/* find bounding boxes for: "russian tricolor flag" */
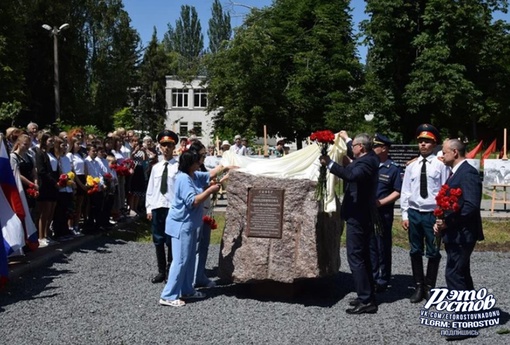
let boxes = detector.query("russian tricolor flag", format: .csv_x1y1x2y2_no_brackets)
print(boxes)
0,137,25,256
0,219,9,288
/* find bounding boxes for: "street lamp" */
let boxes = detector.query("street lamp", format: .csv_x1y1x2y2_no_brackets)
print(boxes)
42,23,70,122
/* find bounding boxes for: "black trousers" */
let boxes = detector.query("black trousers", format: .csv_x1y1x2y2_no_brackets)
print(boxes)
444,242,476,290
53,192,73,237
346,217,375,304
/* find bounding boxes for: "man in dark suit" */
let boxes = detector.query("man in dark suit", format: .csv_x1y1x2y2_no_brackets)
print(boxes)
434,139,484,290
434,139,484,340
320,133,380,314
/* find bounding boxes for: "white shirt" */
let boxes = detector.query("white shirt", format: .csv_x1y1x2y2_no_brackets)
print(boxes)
145,158,179,213
111,150,125,165
48,152,58,172
85,156,104,178
67,152,86,174
58,155,73,193
120,145,131,159
230,144,247,156
400,154,451,220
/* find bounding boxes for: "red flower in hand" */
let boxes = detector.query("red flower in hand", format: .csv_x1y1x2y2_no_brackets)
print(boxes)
203,215,218,230
434,185,463,219
58,174,69,187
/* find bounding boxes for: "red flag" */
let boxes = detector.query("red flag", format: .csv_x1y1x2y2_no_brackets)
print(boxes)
481,139,497,166
466,140,483,159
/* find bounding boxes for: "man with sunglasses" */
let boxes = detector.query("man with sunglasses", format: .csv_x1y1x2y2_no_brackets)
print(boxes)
400,124,450,304
320,133,380,314
146,130,179,283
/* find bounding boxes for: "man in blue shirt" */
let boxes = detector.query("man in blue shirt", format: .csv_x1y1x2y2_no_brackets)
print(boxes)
370,134,402,293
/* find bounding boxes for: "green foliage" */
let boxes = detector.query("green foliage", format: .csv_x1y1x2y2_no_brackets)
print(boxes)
0,101,22,124
163,5,204,78
135,30,171,135
363,0,510,142
113,107,136,129
0,0,140,130
207,0,232,54
206,0,362,144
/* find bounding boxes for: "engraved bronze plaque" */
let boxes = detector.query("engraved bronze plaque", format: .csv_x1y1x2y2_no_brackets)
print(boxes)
246,188,284,238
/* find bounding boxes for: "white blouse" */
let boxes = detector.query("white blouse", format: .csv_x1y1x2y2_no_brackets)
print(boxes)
67,152,86,174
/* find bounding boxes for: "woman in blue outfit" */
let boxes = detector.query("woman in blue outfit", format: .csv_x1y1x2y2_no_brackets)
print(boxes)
159,142,222,307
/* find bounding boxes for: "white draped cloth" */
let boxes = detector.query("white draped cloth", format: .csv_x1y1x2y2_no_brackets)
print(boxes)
220,133,347,212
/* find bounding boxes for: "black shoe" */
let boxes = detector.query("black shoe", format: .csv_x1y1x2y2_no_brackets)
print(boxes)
410,284,425,303
348,298,361,307
346,302,378,314
151,273,166,284
375,284,388,293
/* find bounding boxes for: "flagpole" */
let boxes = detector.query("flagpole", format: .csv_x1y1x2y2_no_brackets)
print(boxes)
503,128,508,160
263,125,269,158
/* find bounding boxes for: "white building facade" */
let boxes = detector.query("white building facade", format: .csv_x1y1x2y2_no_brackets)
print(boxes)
165,76,217,147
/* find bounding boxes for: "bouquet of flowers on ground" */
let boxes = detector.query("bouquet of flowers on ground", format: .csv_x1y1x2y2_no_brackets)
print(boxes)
86,175,102,194
310,130,335,206
433,184,462,247
26,183,39,198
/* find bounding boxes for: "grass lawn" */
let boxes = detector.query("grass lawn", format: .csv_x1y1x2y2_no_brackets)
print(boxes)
113,212,510,252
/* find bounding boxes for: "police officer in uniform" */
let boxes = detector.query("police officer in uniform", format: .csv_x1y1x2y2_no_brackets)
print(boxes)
145,130,179,283
370,134,402,292
401,124,450,303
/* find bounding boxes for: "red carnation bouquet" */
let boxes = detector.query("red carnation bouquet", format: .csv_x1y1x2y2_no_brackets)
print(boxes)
433,184,462,219
26,183,39,198
202,215,218,230
433,184,462,247
310,130,336,207
113,159,135,176
58,173,69,188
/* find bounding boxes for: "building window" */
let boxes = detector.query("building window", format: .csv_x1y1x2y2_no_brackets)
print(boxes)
194,89,208,108
179,122,188,137
192,122,202,136
172,89,189,108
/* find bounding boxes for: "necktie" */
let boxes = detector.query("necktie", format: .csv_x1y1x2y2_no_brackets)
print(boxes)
160,162,168,195
420,158,428,198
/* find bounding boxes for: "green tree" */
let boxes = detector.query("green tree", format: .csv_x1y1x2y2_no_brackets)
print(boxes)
80,0,140,131
136,29,172,135
0,0,27,118
363,0,510,142
3,0,139,130
163,5,204,79
206,0,362,146
208,0,232,54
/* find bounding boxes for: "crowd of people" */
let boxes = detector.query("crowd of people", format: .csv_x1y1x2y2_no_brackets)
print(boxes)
3,122,484,339
3,123,170,248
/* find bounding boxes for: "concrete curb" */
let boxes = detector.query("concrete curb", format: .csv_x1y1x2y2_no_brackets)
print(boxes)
7,216,140,283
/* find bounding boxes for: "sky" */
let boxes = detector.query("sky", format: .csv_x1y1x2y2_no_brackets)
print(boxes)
123,0,510,64
123,0,369,60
